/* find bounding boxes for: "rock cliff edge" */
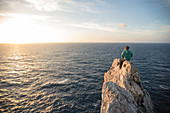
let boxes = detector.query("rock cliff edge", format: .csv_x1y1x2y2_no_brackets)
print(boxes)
101,58,154,113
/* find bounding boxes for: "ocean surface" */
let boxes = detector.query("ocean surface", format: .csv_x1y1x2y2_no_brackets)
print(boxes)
0,43,170,113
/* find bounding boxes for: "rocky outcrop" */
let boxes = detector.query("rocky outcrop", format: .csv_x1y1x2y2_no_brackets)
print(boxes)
101,58,154,113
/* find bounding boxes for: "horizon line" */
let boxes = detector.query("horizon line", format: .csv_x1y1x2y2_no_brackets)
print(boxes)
0,41,170,44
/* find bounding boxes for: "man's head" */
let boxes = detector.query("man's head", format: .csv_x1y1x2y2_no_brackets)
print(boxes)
124,46,129,50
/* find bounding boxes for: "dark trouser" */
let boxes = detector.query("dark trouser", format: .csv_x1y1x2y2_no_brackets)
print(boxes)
119,59,125,69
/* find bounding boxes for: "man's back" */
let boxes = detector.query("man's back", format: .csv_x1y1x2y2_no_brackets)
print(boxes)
121,50,133,61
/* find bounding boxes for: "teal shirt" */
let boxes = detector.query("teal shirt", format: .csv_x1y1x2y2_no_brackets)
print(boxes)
121,50,133,61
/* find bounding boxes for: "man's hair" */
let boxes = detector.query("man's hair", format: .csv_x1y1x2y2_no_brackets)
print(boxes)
125,46,129,50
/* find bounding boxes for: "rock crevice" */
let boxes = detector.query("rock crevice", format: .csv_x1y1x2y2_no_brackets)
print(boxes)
101,58,154,113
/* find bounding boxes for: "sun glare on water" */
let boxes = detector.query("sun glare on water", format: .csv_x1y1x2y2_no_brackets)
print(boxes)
0,17,66,44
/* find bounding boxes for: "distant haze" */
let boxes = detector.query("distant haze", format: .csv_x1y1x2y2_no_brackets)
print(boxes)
0,0,170,43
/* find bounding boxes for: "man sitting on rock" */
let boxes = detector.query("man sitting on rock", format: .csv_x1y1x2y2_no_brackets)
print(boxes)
120,46,133,69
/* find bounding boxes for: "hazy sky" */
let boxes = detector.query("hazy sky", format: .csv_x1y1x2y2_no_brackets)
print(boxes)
0,0,170,43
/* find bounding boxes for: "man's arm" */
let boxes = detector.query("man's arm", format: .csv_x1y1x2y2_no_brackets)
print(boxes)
121,51,124,58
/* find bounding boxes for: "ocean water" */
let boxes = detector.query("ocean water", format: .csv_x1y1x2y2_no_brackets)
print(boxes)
0,43,170,113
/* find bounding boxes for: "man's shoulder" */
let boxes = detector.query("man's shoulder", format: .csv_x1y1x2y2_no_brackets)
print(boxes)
127,50,132,53
122,50,133,54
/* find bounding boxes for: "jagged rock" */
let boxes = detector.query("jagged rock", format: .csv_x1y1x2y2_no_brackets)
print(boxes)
101,58,154,113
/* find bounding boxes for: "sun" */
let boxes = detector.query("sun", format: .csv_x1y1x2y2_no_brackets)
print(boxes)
0,17,66,44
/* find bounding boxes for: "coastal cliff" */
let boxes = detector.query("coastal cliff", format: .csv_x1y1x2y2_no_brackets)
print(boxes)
101,58,154,113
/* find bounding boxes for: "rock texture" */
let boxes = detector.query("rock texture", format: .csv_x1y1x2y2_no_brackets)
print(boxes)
101,58,154,113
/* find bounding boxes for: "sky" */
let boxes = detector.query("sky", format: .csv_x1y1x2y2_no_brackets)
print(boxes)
0,0,170,43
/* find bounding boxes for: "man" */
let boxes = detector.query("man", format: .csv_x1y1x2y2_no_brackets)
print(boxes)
120,46,133,69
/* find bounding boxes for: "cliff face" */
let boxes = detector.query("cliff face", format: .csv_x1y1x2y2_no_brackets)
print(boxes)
101,58,154,113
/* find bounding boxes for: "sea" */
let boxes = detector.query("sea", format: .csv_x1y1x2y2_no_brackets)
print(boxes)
0,43,170,113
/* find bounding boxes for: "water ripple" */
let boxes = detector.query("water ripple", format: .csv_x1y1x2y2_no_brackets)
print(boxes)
0,43,170,113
